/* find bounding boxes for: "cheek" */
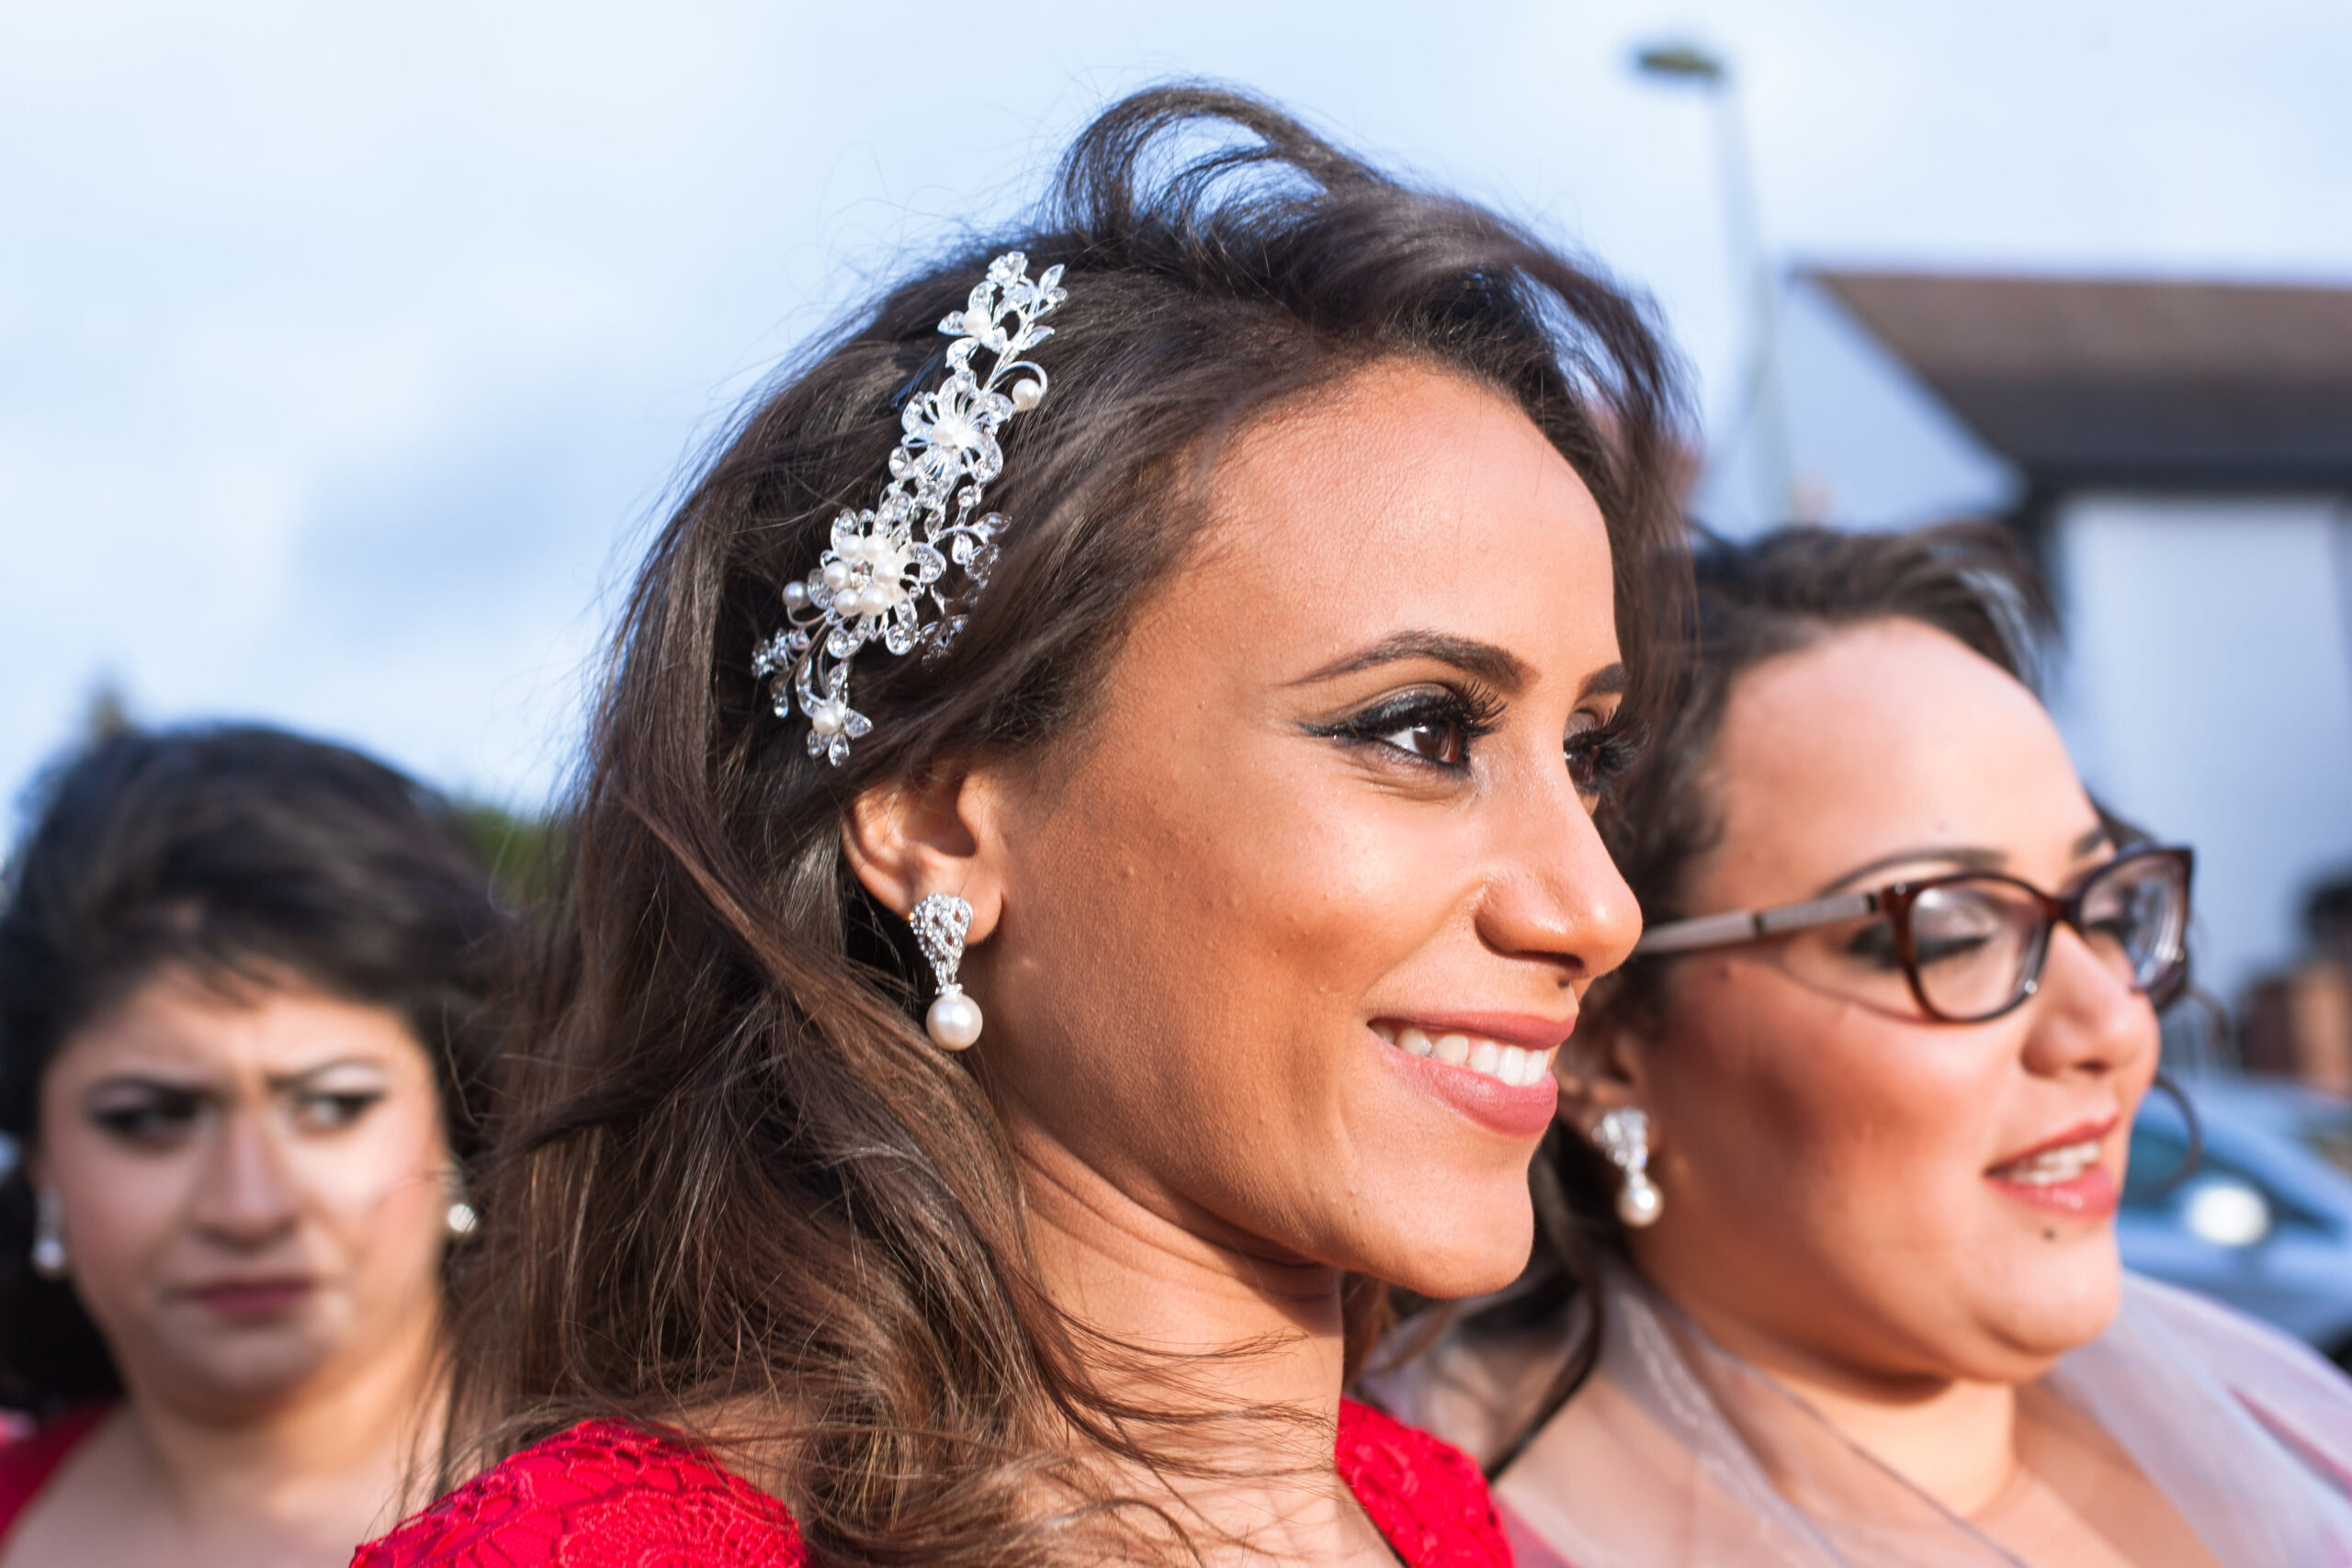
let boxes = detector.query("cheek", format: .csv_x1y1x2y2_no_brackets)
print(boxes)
288,1100,453,1261
41,1130,194,1291
1659,970,2002,1224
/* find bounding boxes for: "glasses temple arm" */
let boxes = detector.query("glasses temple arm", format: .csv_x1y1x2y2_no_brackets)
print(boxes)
1635,890,1883,956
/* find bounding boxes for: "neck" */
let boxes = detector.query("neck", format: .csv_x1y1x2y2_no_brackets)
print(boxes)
1011,1121,1384,1562
1660,1285,2020,1515
120,1301,448,1541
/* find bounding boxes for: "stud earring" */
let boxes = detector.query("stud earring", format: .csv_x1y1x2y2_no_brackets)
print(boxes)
445,1173,480,1241
30,1187,68,1279
1593,1107,1663,1228
911,893,982,1051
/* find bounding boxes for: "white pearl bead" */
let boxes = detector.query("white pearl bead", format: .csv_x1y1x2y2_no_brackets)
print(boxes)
811,704,842,737
821,560,851,592
1010,378,1043,412
1617,1175,1663,1229
926,987,983,1051
783,580,808,611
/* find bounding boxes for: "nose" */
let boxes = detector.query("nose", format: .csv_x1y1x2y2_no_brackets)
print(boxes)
1476,768,1643,984
187,1104,301,1250
2020,921,2159,1079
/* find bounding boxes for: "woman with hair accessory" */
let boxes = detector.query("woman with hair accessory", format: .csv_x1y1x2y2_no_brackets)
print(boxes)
0,724,505,1565
1377,524,2352,1566
356,84,1684,1568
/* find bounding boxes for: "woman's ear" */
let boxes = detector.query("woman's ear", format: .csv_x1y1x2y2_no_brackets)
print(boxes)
1553,1013,1653,1140
841,766,1011,942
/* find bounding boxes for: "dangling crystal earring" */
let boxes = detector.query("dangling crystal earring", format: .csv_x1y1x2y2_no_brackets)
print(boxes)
1593,1108,1663,1228
911,893,982,1051
30,1187,68,1279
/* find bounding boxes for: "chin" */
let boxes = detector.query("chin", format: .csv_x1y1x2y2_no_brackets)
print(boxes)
1361,1195,1535,1301
1976,1247,2127,1371
169,1328,342,1410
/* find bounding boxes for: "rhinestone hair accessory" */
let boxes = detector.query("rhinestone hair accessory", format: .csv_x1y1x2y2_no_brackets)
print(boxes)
752,251,1069,764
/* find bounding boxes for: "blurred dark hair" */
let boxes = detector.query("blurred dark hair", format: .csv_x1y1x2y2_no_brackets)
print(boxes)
1473,520,2065,1475
457,83,1688,1566
0,723,506,1416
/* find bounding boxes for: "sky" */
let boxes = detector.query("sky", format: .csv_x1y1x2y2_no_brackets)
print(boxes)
6,0,2352,824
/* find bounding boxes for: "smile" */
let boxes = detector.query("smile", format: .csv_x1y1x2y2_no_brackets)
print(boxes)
1987,1138,2102,1186
1371,1022,1557,1088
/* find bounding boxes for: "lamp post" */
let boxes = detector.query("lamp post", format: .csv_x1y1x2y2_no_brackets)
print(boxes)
1635,41,1797,527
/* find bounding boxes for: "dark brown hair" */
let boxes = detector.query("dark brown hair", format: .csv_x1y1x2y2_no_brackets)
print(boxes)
0,723,505,1416
456,84,1689,1565
1471,519,2062,1475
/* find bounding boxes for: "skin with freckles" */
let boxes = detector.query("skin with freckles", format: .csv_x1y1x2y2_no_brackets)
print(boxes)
1567,616,2165,1520
7,968,455,1568
844,361,1640,1559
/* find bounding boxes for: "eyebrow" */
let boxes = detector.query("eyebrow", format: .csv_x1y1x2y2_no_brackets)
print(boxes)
84,1058,390,1098
1817,825,2116,896
1287,631,1533,694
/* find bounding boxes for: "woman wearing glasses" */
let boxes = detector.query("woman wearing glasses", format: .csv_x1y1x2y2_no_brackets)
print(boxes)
1379,524,2352,1566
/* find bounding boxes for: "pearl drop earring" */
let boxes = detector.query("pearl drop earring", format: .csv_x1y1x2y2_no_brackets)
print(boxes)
1593,1107,1663,1228
30,1187,68,1279
911,894,981,1051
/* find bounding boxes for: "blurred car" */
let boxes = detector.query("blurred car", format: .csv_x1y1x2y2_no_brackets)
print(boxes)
2120,1073,2352,1365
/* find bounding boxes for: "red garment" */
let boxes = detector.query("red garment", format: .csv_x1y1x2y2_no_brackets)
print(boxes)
356,1397,1510,1567
0,1406,107,1546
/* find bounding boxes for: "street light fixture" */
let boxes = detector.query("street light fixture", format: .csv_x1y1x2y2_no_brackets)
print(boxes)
1634,39,1798,526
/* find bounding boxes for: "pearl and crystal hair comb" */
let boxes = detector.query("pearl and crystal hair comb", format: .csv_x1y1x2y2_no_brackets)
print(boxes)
752,252,1069,765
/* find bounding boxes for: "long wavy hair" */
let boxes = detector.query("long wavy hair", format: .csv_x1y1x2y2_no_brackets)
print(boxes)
453,84,1690,1565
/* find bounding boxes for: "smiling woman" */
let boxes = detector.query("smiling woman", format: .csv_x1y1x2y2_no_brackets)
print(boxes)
356,84,1686,1568
0,724,505,1566
1377,524,2352,1567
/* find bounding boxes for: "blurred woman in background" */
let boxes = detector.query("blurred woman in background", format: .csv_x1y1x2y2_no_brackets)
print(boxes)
356,85,1683,1568
0,725,504,1566
1381,524,2352,1565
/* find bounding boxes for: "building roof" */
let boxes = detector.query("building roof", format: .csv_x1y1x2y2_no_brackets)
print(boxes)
1812,270,2352,491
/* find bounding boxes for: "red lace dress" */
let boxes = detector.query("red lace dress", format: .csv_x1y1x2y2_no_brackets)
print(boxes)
356,1397,1510,1566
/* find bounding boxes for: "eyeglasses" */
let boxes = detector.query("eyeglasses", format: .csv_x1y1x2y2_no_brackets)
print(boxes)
1634,845,2194,1024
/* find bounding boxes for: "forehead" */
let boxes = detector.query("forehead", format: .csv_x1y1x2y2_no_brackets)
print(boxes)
52,970,425,1082
1168,361,1619,679
1702,618,2096,891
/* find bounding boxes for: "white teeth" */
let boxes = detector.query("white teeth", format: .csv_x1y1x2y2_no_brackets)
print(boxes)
1377,1026,1557,1089
1994,1139,2102,1186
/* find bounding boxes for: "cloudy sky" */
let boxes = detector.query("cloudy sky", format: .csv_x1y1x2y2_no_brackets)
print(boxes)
6,0,2349,821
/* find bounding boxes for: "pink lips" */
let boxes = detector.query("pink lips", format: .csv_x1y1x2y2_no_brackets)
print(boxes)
184,1278,313,1321
1984,1117,2121,1222
1370,1012,1570,1140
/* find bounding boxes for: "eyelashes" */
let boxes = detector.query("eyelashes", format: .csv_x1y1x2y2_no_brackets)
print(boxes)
1308,682,1641,795
1304,683,1505,769
1565,715,1643,799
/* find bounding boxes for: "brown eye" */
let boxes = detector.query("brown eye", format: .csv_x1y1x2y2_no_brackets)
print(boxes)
88,1088,203,1148
1374,714,1468,765
1308,685,1502,772
291,1090,384,1134
1564,716,1639,799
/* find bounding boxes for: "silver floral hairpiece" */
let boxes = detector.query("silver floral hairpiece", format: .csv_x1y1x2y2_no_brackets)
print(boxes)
752,251,1069,764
